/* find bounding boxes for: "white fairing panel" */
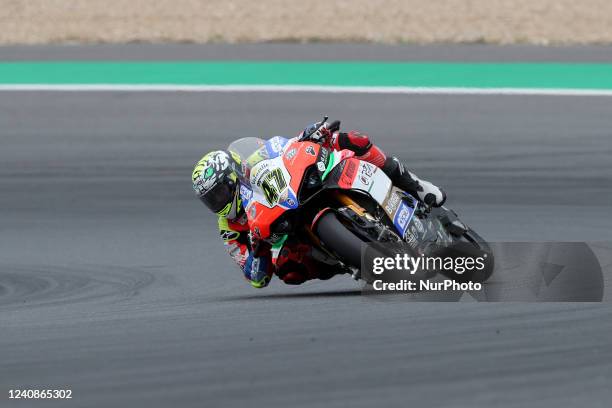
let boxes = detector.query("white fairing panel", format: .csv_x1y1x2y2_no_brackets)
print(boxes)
248,156,293,209
351,161,392,203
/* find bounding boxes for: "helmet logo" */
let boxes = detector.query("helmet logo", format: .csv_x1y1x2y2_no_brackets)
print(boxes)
193,151,232,194
211,153,229,171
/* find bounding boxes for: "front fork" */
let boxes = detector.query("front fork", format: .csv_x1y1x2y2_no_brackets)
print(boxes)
269,192,358,268
271,191,389,277
265,193,365,279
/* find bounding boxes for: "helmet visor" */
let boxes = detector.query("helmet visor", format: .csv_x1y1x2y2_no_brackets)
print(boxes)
199,179,235,214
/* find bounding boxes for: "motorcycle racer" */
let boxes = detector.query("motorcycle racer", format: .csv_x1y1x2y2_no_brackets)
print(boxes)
192,120,446,288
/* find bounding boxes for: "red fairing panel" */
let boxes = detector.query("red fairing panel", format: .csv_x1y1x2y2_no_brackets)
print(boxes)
248,141,320,239
337,157,360,189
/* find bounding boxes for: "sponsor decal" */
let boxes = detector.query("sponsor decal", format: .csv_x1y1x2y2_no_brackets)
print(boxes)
250,161,271,187
220,230,240,242
319,146,329,163
405,232,418,248
339,159,358,188
412,216,425,233
355,162,375,187
360,162,375,178
384,192,401,214
240,184,253,202
267,136,288,154
285,148,297,160
305,145,316,156
271,139,283,153
316,147,329,172
397,206,410,230
393,201,416,239
249,204,257,219
345,160,357,178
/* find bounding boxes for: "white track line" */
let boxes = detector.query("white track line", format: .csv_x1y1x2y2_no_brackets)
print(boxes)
1,84,612,96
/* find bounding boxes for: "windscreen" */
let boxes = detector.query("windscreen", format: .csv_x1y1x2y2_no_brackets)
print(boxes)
227,137,270,182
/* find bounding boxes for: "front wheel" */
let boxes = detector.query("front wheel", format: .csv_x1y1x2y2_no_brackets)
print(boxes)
314,210,406,284
314,211,365,270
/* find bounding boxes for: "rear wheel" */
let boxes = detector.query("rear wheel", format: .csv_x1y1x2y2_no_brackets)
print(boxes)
315,210,495,284
454,229,495,283
434,207,495,283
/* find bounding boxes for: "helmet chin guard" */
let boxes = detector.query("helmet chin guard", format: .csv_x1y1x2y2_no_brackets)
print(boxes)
218,186,241,219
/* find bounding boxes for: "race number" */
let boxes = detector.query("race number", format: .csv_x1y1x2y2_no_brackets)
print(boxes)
261,168,287,206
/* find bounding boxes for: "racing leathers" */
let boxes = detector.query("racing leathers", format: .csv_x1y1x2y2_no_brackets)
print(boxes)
218,130,445,288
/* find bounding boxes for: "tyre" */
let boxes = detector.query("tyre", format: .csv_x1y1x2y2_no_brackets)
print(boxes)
314,211,366,270
457,229,495,283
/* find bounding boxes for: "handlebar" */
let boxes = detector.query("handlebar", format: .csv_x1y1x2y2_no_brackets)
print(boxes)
298,115,330,142
327,120,341,133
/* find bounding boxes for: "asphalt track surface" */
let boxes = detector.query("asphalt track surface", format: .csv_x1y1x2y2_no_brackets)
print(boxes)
1,46,612,407
3,43,612,61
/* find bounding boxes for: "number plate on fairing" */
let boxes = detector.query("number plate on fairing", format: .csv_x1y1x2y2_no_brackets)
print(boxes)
249,156,299,210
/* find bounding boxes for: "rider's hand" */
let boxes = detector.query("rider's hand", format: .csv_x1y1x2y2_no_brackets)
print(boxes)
327,120,341,133
311,120,341,144
312,124,332,143
301,119,340,144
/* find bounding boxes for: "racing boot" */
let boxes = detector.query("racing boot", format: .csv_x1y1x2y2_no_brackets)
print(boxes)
382,156,446,207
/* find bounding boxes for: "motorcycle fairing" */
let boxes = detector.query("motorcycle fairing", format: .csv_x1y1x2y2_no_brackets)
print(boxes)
264,136,290,158
393,193,418,238
327,157,418,239
330,157,391,203
321,149,355,180
246,139,321,239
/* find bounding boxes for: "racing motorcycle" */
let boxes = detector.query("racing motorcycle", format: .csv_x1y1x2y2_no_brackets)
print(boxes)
229,118,494,284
